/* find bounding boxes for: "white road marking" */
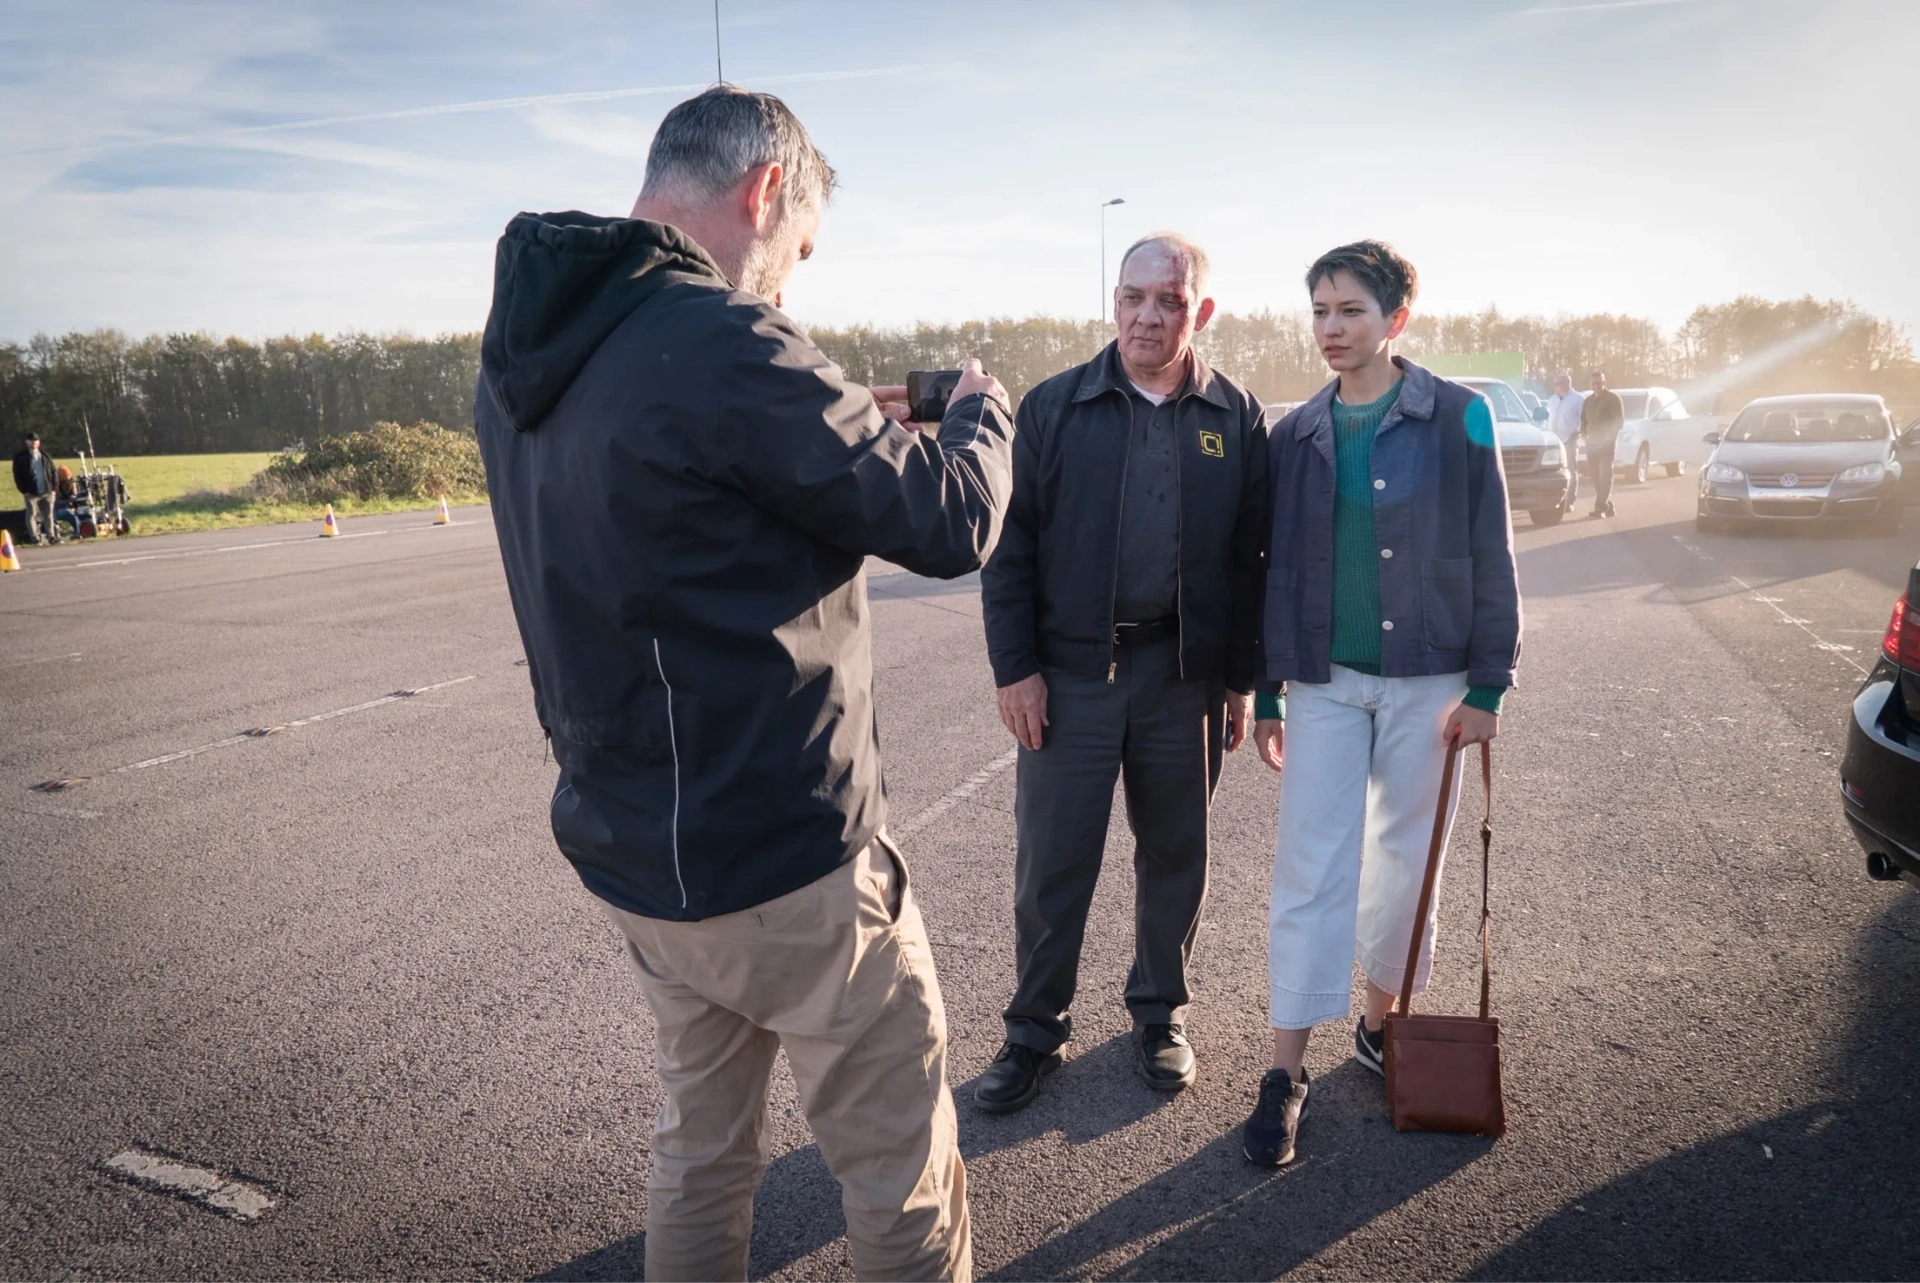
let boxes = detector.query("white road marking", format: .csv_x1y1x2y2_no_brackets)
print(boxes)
1730,575,1870,677
13,519,486,576
110,676,477,774
17,651,84,665
1668,536,1872,678
102,1148,276,1221
893,747,1019,840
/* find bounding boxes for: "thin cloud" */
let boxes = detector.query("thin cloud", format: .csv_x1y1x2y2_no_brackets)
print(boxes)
1512,0,1702,15
2,65,930,162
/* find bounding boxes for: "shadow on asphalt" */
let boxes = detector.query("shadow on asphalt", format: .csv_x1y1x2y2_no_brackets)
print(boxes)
1470,889,1920,1281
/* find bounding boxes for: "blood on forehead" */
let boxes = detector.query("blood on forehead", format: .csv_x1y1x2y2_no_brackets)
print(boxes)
1118,244,1196,300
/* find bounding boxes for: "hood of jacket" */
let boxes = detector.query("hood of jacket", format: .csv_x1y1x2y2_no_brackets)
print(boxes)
479,211,729,432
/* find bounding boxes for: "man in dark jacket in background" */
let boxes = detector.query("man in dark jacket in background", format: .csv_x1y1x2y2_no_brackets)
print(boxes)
476,86,1013,1283
976,234,1268,1112
13,433,60,545
1581,369,1625,518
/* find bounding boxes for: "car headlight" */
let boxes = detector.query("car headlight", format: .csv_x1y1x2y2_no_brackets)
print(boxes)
1703,462,1745,483
1541,443,1563,466
1837,461,1887,483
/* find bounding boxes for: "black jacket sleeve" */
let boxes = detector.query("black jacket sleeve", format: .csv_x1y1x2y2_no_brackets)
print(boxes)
979,390,1045,688
712,306,1015,580
1226,401,1271,693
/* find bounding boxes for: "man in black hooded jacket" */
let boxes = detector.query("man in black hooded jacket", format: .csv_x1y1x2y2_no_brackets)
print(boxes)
475,86,1012,1283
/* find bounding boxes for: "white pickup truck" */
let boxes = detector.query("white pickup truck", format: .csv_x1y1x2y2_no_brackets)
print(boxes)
1598,387,1721,485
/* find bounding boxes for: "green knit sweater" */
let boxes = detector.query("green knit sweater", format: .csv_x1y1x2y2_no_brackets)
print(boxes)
1254,381,1508,721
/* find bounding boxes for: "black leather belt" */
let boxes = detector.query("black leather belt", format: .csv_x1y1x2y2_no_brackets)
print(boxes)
1112,617,1179,648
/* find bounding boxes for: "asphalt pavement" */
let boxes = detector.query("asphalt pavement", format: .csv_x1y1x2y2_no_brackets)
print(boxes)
1,484,1916,1280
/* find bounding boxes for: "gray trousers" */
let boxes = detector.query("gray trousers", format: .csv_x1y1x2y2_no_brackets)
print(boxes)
1004,639,1224,1054
24,493,54,543
1589,441,1617,513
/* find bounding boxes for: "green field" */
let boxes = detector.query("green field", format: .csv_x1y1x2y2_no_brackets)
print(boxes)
55,451,478,537
99,452,278,506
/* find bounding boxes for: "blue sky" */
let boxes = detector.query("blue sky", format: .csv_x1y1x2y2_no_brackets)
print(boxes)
2,0,1915,342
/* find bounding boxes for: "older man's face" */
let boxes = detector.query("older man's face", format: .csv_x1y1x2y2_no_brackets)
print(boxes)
1553,375,1572,396
1114,246,1211,376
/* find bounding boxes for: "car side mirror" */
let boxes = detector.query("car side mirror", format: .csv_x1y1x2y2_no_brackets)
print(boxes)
1532,405,1548,423
1701,430,1723,445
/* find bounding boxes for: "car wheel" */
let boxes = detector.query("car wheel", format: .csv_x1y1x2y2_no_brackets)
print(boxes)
1625,444,1650,485
1666,461,1685,478
1530,507,1565,528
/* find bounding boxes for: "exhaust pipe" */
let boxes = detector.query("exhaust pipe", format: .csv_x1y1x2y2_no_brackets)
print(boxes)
1866,851,1905,882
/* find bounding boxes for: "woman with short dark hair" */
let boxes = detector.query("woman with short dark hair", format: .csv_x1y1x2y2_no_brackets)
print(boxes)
1241,240,1522,1167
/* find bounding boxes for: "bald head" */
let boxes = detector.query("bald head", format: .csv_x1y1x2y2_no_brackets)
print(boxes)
1118,232,1209,299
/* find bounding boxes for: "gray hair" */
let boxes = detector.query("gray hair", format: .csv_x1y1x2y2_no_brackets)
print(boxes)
1118,232,1211,299
640,85,837,212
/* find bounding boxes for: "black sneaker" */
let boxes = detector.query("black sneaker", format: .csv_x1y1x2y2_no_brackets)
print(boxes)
1136,1022,1196,1092
973,1041,1061,1114
1354,1018,1385,1076
1243,1068,1309,1167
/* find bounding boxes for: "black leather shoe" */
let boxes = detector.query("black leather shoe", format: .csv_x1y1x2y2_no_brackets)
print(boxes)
974,1041,1061,1113
1136,1022,1196,1091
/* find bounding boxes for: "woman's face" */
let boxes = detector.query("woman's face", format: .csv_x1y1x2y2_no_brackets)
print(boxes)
1311,270,1407,372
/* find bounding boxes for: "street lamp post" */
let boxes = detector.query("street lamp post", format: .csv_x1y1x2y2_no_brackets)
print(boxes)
1100,197,1125,323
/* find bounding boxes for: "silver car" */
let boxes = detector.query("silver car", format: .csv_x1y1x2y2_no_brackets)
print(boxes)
1696,394,1906,534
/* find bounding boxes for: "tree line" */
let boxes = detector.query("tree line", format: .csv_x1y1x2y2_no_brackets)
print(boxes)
2,295,1912,458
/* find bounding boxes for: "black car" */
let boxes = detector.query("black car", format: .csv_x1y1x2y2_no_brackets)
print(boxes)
1841,557,1920,883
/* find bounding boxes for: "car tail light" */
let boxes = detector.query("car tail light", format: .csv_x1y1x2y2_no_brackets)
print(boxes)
1883,594,1920,669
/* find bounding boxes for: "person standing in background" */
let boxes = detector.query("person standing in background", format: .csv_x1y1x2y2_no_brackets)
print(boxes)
1580,370,1625,518
12,433,60,546
1545,370,1583,511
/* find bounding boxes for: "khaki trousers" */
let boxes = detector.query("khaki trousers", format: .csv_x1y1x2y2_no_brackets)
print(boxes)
602,839,970,1282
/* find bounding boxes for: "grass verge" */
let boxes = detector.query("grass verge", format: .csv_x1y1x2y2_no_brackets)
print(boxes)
101,453,280,506
129,491,487,537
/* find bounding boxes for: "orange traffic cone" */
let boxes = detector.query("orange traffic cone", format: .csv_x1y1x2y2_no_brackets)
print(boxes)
0,529,19,572
320,504,339,538
434,497,452,525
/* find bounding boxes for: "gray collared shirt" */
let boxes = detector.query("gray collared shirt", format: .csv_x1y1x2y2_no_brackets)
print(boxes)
1113,387,1181,623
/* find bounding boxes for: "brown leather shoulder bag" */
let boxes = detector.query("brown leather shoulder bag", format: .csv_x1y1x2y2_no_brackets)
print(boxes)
1382,739,1506,1137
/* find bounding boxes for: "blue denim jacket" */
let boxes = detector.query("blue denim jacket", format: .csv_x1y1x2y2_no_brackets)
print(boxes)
1258,357,1521,689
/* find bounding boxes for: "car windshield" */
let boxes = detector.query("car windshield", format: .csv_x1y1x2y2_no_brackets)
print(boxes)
1468,381,1529,422
1726,403,1891,443
1619,393,1648,419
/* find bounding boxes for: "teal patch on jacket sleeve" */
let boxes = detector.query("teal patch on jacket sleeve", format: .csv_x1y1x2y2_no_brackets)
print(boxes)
1464,397,1496,448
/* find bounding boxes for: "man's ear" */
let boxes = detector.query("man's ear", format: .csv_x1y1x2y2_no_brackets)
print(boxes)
1194,296,1217,333
1384,305,1411,341
742,161,785,233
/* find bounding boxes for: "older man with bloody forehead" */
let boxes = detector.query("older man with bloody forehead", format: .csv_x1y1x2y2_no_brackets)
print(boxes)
977,233,1269,1110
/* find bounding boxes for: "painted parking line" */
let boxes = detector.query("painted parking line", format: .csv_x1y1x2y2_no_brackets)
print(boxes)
103,1148,276,1221
106,676,478,776
10,520,489,577
1668,535,1870,677
893,746,1018,841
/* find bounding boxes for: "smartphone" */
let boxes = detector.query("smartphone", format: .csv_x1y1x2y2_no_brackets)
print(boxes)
906,369,963,424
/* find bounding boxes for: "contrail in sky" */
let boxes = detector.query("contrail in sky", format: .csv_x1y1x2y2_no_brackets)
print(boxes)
6,66,924,162
1513,0,1702,15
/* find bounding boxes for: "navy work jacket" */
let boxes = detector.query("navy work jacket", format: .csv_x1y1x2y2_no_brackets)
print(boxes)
1258,357,1521,690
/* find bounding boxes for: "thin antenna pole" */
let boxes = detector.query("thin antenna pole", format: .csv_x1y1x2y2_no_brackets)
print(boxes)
714,0,723,83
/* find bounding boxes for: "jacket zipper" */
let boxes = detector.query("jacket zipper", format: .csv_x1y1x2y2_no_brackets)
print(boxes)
1171,396,1186,680
1106,395,1136,683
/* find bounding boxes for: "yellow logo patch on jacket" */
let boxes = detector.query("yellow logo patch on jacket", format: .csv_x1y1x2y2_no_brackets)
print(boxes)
1198,430,1224,458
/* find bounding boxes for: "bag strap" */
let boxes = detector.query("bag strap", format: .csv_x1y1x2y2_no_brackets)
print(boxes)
1395,740,1495,1019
